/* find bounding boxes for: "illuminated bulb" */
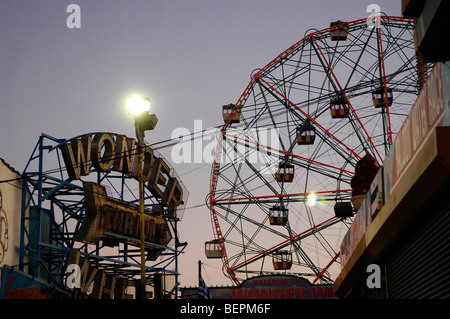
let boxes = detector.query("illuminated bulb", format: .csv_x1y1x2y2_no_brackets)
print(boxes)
126,96,151,116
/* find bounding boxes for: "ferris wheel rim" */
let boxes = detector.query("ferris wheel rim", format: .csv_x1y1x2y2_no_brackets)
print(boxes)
209,15,418,285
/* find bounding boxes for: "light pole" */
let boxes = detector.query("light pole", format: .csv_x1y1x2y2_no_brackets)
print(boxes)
126,95,158,299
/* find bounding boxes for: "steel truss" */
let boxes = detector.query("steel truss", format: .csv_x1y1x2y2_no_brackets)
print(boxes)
19,133,187,298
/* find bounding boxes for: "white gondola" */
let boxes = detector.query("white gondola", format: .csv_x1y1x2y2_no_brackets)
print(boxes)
205,240,222,259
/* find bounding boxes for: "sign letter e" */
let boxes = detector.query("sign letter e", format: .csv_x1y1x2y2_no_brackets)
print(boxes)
66,4,81,29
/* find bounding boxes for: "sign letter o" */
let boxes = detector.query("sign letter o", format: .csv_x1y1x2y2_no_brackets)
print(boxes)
92,133,116,171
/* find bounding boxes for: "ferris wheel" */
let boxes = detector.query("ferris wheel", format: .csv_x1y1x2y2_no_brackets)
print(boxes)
206,16,427,285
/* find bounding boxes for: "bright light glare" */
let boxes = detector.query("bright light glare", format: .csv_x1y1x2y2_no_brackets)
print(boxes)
307,192,317,206
126,96,151,115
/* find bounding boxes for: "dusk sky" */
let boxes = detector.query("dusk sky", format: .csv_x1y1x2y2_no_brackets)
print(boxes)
1,0,402,288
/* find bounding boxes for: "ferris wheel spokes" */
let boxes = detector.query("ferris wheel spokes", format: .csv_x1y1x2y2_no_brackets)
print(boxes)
209,16,418,284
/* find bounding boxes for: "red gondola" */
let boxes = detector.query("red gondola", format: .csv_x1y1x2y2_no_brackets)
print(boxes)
275,163,294,183
222,104,241,123
272,251,293,270
330,97,350,119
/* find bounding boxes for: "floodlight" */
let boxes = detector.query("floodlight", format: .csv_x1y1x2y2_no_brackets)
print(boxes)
126,96,151,116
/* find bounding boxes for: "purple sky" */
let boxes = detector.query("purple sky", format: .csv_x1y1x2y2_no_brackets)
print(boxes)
0,0,402,287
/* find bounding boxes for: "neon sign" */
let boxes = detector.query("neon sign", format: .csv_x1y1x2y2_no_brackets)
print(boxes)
76,182,171,260
59,132,184,217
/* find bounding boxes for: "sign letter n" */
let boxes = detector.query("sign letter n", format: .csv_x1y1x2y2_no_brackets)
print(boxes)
66,4,81,29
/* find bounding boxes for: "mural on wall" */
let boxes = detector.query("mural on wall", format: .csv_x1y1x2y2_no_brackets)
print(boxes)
0,158,28,269
0,190,8,264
